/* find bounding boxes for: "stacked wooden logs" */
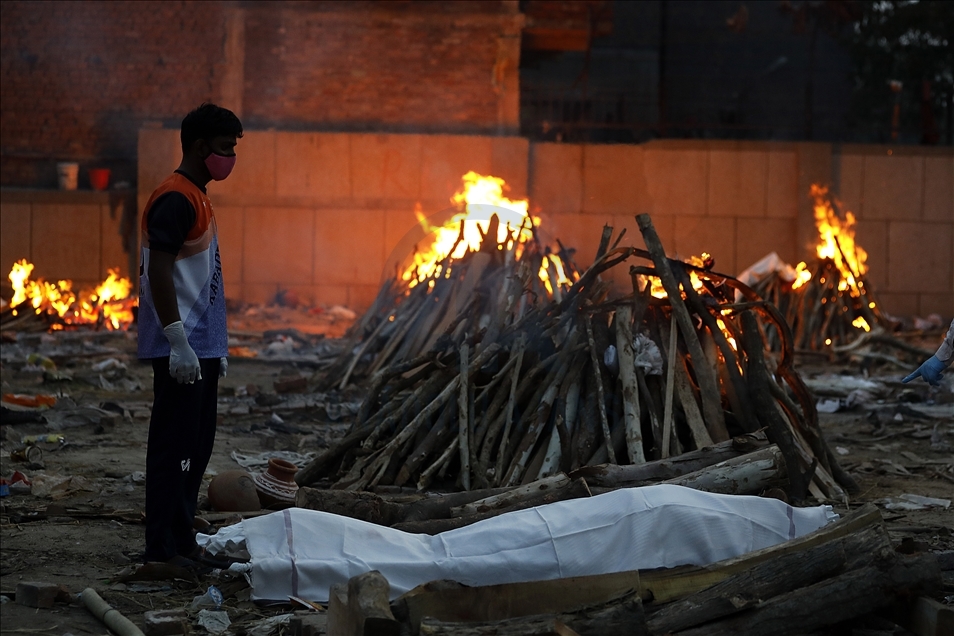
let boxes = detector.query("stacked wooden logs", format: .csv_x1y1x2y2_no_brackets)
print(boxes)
300,214,856,503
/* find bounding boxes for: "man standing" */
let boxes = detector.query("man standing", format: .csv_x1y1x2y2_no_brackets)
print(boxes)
139,103,242,566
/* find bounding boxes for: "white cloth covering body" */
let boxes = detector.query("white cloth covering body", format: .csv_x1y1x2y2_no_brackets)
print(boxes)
200,484,836,602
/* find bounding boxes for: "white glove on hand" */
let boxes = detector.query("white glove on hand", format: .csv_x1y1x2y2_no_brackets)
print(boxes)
219,357,228,378
163,321,202,384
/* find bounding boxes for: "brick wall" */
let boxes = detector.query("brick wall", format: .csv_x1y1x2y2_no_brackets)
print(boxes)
0,1,521,189
0,0,228,188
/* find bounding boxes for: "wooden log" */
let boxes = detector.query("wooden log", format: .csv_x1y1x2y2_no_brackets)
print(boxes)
673,553,941,636
458,344,472,490
327,571,400,636
615,304,646,464
451,474,571,517
646,523,892,634
394,400,457,487
661,313,678,458
635,214,728,442
569,434,769,488
418,595,646,636
394,478,592,535
585,315,617,464
739,310,810,500
656,444,786,495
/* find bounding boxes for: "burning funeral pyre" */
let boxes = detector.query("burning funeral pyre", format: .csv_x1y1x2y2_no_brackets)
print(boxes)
0,259,136,332
752,185,885,351
302,175,856,505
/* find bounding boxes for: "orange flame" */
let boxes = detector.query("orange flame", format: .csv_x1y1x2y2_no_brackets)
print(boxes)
7,259,136,330
403,172,573,296
792,185,869,298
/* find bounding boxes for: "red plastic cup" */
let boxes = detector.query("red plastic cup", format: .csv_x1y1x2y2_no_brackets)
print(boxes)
89,168,111,191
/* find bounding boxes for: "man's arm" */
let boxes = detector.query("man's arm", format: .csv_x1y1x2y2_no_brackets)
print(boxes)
147,250,180,328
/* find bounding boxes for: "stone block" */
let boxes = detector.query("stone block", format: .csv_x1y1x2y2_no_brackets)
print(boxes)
529,143,582,214
420,135,493,202
673,215,737,275
100,203,128,278
708,149,767,218
138,128,181,197
143,608,191,636
918,293,953,319
276,133,351,200
15,581,68,608
834,154,864,219
862,154,923,221
766,149,797,219
491,137,530,200
876,292,919,318
31,204,102,282
854,220,888,291
215,206,245,285
350,133,422,200
735,218,797,275
795,142,833,264
314,209,385,286
923,155,953,222
243,207,314,285
383,207,427,277
887,222,952,293
208,131,276,198
1,202,32,275
582,145,652,215
643,147,707,217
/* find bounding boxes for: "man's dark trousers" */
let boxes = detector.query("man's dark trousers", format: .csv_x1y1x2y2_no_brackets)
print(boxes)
145,357,220,562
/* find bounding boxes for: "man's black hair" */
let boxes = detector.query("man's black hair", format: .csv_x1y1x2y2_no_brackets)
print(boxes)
180,103,243,151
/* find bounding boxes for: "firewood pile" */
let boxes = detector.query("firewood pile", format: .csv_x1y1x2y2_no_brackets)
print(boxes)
317,504,943,636
300,213,857,504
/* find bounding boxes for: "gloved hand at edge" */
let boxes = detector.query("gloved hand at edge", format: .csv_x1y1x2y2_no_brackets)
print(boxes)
219,357,228,378
902,355,947,387
163,321,202,384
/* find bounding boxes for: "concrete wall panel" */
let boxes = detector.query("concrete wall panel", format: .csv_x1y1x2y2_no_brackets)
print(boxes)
834,154,864,218
209,131,276,199
708,149,767,218
350,134,422,201
243,207,314,285
491,137,530,200
887,222,952,293
420,135,493,202
766,149,797,219
854,220,888,291
923,155,953,222
314,209,385,286
215,206,245,288
137,129,181,200
275,133,351,200
919,294,954,317
1,203,31,274
863,154,923,221
582,145,650,215
644,148,707,217
735,218,797,274
31,204,102,283
529,144,582,214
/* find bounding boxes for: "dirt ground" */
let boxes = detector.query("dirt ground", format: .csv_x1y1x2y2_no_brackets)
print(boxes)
1,318,951,635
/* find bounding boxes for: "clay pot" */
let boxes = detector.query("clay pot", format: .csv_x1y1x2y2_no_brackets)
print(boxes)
208,470,261,512
254,458,299,509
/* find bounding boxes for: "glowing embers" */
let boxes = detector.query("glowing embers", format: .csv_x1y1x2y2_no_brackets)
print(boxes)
6,259,136,330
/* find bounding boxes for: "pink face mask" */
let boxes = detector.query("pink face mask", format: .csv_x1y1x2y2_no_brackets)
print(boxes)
204,152,236,181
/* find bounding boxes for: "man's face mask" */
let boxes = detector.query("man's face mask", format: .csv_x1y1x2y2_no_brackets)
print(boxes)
204,150,236,181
